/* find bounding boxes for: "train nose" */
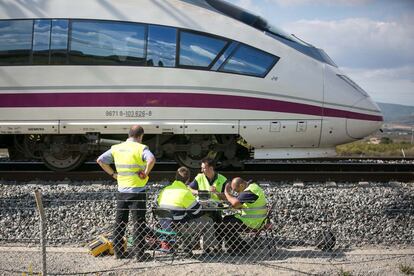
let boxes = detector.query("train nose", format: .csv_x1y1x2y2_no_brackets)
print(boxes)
346,97,383,139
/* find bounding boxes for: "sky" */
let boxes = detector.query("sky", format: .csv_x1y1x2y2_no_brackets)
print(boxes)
227,0,414,106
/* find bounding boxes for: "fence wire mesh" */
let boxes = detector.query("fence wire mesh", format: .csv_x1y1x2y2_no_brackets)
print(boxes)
0,182,413,275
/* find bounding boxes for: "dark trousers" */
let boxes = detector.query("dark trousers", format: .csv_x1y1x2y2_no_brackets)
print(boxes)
113,192,148,256
207,210,224,246
218,215,249,252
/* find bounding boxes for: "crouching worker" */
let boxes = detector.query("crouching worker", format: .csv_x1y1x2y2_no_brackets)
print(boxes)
220,177,268,255
156,166,217,256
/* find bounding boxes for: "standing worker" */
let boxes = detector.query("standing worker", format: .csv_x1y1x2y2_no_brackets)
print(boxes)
97,125,155,261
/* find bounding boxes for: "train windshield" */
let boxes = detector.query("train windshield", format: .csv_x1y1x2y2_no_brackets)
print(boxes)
205,0,337,67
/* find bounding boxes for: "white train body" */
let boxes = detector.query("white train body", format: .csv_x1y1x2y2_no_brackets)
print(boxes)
0,0,382,169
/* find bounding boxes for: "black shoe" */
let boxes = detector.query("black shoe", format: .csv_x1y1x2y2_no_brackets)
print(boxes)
205,247,220,256
227,246,247,256
229,249,243,256
136,253,153,262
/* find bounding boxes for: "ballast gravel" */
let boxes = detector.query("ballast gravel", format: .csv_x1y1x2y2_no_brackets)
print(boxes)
0,180,412,247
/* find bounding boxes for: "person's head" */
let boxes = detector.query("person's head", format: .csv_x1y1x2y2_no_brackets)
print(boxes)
230,177,248,193
200,158,215,177
129,125,144,141
176,166,191,184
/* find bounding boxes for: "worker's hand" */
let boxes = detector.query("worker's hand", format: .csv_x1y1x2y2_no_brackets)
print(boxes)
138,171,147,179
209,186,217,193
224,183,232,195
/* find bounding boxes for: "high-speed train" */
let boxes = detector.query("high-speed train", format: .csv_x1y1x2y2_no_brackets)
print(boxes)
0,0,383,171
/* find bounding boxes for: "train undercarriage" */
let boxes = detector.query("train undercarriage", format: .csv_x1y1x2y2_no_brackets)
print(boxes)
1,134,248,171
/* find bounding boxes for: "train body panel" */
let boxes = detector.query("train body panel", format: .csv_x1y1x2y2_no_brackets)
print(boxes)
0,0,383,169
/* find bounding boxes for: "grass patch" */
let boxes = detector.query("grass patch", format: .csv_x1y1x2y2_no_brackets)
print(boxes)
337,268,353,276
336,141,414,157
399,263,414,275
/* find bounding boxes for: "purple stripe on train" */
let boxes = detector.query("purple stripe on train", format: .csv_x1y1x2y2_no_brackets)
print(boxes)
0,92,383,121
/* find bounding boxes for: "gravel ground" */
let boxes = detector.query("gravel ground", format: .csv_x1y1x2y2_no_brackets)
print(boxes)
0,180,412,246
0,246,413,275
0,180,413,275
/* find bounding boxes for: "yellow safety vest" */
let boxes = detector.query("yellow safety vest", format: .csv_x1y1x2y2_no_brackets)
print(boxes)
195,173,227,201
235,183,267,229
157,180,199,220
111,141,148,189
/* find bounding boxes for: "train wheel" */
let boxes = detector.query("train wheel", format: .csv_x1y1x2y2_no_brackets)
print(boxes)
23,134,43,159
42,150,87,171
41,135,88,171
174,135,222,169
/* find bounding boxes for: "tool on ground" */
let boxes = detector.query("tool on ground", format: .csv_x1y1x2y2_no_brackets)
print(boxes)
88,234,126,257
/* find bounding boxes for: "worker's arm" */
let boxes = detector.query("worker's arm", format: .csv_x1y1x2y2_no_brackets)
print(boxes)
211,181,228,200
224,183,242,209
144,155,155,177
140,147,155,179
97,149,117,180
97,160,117,180
189,187,199,195
188,180,199,195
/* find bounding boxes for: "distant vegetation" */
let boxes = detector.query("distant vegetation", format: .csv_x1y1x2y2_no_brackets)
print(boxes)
337,139,414,157
377,102,414,124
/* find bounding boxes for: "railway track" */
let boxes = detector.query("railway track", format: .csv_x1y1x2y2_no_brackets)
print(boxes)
0,159,413,182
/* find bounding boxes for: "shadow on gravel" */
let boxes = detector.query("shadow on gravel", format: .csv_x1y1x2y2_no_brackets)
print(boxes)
192,248,345,264
0,191,116,208
384,194,414,217
254,263,316,276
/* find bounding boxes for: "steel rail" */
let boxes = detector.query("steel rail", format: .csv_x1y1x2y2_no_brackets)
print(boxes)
0,161,413,182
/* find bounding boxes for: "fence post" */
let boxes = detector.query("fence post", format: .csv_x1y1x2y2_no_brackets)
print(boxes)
34,190,47,276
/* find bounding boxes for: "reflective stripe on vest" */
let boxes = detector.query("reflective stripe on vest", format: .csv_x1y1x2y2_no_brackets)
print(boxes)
117,171,141,176
116,164,146,169
111,141,148,189
195,173,227,202
235,183,268,229
158,204,187,211
157,180,199,220
238,214,267,219
172,214,186,220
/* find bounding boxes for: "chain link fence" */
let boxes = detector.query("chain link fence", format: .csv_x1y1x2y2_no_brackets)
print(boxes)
0,182,413,275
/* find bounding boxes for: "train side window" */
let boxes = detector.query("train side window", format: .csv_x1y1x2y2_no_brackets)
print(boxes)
51,19,69,64
147,25,177,67
33,19,51,65
219,44,279,77
179,31,227,68
211,41,239,71
69,20,146,65
0,20,33,65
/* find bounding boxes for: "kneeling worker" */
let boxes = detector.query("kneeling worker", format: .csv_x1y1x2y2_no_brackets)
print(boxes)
221,177,268,255
156,167,217,255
